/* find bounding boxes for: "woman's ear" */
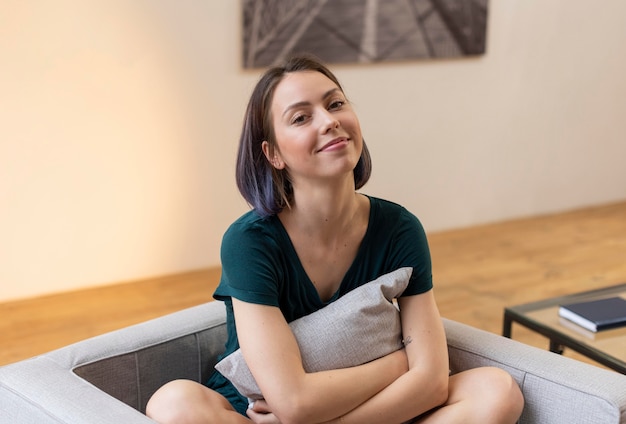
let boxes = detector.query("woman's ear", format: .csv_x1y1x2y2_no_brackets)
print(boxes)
262,141,285,170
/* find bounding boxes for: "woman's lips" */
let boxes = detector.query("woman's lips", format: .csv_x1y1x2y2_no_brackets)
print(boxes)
317,137,349,152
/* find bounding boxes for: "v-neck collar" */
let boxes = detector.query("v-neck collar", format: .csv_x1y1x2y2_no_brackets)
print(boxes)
271,196,374,304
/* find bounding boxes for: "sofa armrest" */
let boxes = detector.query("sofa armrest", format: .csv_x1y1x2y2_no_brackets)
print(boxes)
0,356,154,424
443,318,626,424
0,302,228,424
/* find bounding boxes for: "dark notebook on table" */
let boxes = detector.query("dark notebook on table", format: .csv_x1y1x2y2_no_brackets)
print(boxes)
558,297,626,332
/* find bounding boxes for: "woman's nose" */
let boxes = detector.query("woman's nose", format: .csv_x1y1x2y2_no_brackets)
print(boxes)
319,110,340,133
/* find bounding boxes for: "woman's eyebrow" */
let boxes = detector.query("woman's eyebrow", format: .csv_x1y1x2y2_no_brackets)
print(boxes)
281,88,342,118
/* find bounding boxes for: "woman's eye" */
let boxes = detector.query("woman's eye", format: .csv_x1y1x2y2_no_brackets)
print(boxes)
328,100,345,110
291,114,307,125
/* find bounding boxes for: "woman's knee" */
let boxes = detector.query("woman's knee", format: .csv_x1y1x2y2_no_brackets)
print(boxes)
146,380,241,424
146,380,195,422
473,367,524,421
146,379,231,424
451,367,524,423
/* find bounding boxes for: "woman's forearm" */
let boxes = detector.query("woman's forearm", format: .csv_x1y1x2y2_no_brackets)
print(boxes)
337,366,449,424
271,348,408,424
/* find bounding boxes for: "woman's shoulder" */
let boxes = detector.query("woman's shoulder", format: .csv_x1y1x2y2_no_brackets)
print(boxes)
226,209,278,233
367,195,421,224
222,209,285,249
368,195,403,210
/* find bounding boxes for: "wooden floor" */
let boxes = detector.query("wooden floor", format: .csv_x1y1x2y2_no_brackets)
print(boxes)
2,201,625,368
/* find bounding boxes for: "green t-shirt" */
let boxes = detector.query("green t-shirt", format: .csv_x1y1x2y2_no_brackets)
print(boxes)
207,196,433,413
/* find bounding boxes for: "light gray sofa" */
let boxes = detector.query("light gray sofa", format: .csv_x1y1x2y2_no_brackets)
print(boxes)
1,301,625,423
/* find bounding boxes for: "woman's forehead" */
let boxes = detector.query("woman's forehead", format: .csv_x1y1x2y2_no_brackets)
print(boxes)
272,71,341,108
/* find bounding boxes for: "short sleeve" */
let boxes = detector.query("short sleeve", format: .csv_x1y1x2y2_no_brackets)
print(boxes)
386,207,433,296
214,218,284,307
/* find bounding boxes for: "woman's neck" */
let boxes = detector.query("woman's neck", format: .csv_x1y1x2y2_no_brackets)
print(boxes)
279,177,365,242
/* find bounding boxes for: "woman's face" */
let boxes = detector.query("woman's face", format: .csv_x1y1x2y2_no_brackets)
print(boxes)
264,70,363,187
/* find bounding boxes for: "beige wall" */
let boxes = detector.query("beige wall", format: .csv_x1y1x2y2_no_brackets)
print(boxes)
2,1,625,302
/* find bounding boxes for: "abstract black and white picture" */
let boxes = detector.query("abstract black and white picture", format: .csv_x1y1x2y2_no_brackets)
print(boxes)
242,0,489,68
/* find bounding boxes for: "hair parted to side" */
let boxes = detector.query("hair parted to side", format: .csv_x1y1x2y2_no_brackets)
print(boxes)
235,54,372,217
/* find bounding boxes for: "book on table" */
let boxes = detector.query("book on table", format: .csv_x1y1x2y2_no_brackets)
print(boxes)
558,296,626,332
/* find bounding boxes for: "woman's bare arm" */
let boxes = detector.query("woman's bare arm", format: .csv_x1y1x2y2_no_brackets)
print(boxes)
232,298,408,424
333,290,450,424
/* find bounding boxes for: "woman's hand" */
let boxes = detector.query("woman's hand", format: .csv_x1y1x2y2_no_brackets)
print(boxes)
245,348,407,424
244,350,407,424
247,400,282,424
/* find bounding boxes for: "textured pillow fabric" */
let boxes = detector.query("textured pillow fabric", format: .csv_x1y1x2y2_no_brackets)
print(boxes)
214,267,413,399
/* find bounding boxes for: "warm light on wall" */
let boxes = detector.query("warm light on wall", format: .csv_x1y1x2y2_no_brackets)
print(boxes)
2,1,625,302
0,2,235,301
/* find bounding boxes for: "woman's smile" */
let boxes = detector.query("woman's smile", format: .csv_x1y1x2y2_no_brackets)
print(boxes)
316,137,350,153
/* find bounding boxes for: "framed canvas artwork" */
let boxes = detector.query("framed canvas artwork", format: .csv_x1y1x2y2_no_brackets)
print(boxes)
242,0,489,68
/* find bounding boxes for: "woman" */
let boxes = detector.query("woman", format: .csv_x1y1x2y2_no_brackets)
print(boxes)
147,55,524,424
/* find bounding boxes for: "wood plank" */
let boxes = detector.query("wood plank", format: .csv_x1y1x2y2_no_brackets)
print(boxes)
1,201,625,368
0,269,218,365
429,201,626,368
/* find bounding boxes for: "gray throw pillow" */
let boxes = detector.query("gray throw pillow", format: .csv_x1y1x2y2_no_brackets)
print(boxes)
214,267,413,399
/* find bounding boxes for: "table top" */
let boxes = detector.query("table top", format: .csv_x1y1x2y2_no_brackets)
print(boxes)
505,283,626,370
